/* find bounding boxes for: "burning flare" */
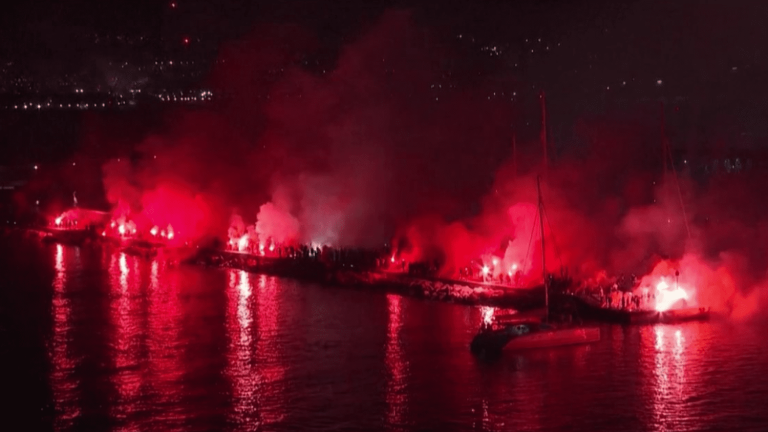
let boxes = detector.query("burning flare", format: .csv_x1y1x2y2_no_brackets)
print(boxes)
655,278,689,312
237,235,249,252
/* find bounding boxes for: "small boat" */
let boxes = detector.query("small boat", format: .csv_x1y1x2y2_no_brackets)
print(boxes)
471,316,600,356
567,293,710,324
41,228,92,245
471,177,600,356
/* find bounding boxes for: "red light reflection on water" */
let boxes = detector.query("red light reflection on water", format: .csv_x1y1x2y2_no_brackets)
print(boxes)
49,244,81,427
385,294,409,428
108,252,143,417
225,271,286,429
147,259,184,427
107,251,183,428
118,253,129,290
644,325,691,429
226,270,257,428
254,274,286,425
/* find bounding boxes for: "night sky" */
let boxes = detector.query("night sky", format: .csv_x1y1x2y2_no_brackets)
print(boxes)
3,0,768,141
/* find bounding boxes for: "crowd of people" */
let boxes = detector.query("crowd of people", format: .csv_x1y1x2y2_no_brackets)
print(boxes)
577,275,658,311
225,241,388,271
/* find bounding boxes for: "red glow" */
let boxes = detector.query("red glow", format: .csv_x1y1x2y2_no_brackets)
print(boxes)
150,226,159,236
481,265,489,276
183,37,190,45
226,270,256,424
391,255,396,263
655,278,689,312
109,252,142,409
237,235,249,252
385,294,407,426
55,216,63,226
50,244,82,425
254,274,286,424
118,224,125,235
480,306,495,326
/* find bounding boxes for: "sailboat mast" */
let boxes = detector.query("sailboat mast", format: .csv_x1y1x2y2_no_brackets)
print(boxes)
512,133,518,181
540,91,548,177
537,176,548,321
660,102,667,180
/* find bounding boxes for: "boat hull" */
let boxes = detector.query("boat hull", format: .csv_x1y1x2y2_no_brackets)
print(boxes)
41,229,93,245
568,295,711,324
505,327,601,351
471,324,600,355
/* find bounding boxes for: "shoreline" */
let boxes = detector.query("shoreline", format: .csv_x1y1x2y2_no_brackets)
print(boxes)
186,248,546,310
10,226,546,310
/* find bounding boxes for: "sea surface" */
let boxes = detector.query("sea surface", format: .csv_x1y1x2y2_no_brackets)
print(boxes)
2,232,768,432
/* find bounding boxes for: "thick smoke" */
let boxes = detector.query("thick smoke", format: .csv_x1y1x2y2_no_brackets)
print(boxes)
100,11,515,247
93,9,768,320
395,110,768,320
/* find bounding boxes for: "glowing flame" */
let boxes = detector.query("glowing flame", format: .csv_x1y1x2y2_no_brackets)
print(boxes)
655,278,689,312
55,216,63,226
259,243,265,255
166,225,174,240
481,265,490,276
391,255,395,263
118,224,126,235
110,221,116,228
237,235,249,252
101,231,106,237
268,243,275,252
150,226,159,236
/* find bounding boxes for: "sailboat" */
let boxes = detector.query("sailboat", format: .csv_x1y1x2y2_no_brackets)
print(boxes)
567,102,711,324
470,177,601,356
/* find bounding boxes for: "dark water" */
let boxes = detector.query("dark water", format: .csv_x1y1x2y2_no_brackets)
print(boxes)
2,235,768,431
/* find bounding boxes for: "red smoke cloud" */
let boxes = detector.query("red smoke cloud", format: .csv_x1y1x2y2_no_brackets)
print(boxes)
395,109,768,320
100,11,516,246
89,10,768,320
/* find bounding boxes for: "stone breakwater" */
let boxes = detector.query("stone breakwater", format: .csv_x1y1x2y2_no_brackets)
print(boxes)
186,249,545,310
12,226,547,310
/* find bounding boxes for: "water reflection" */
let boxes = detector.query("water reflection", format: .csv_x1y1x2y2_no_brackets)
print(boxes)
49,244,81,429
646,325,692,431
108,252,143,424
225,270,286,429
147,258,185,430
23,240,767,431
226,270,257,429
254,274,286,425
385,293,409,430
